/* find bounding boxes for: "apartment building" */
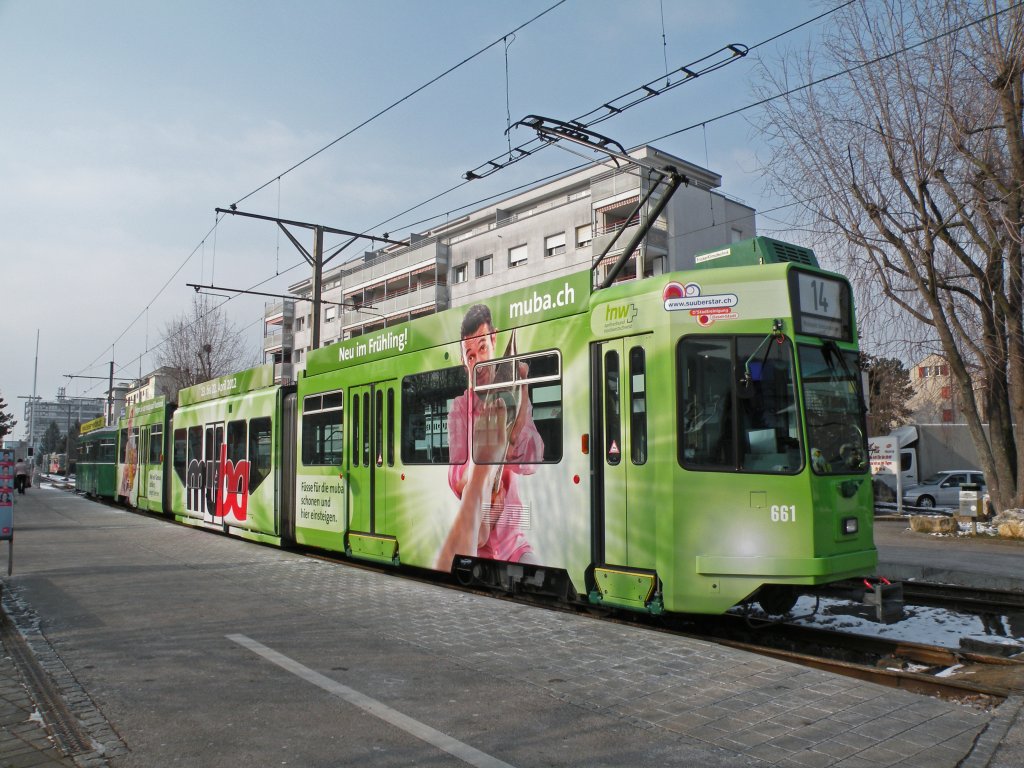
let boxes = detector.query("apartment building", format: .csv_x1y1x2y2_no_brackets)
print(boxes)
264,145,756,375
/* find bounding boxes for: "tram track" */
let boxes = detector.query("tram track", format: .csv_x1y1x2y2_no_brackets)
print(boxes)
686,614,1024,707
900,581,1024,612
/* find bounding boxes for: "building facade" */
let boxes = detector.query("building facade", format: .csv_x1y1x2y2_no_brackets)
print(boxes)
265,145,756,373
23,392,106,451
125,367,181,408
907,353,987,424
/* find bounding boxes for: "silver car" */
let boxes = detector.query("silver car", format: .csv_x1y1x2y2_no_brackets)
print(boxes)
902,470,986,509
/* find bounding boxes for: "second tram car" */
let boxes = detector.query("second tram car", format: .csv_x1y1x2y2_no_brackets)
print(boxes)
116,396,172,513
76,418,117,498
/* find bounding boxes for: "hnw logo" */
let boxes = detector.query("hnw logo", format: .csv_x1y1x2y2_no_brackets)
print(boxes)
605,303,638,324
185,444,250,522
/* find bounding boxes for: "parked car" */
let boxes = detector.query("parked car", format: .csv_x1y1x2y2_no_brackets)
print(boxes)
902,470,986,509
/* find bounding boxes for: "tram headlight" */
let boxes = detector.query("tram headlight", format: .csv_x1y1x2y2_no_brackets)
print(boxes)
842,517,859,535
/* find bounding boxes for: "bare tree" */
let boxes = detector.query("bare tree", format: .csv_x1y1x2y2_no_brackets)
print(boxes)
755,0,1024,512
155,296,257,391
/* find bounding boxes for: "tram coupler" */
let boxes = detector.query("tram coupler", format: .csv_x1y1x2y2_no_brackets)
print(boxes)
861,577,904,623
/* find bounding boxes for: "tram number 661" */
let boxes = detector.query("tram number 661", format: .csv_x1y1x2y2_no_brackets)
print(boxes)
770,505,797,523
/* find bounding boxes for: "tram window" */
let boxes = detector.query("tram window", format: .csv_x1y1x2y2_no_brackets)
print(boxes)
375,390,384,466
386,388,395,466
472,351,562,464
351,393,360,468
679,339,734,468
361,392,371,467
737,337,801,473
301,391,343,466
799,344,866,475
678,336,802,474
401,367,467,464
149,425,163,465
629,347,647,465
101,440,116,462
227,420,246,462
248,417,272,492
604,351,621,466
119,429,127,462
173,429,187,484
187,426,203,468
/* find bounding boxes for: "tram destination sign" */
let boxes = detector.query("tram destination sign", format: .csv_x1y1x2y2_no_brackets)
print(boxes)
789,270,852,342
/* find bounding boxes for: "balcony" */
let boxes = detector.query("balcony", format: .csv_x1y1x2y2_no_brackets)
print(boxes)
263,327,294,354
264,299,295,325
343,283,447,331
273,363,294,384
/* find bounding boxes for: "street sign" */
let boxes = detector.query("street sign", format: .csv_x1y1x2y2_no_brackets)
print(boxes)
868,436,899,476
868,436,903,514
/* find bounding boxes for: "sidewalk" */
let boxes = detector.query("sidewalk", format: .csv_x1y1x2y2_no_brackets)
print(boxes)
0,593,80,767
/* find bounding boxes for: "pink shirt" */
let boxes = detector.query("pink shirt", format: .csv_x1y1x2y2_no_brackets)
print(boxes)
447,389,544,562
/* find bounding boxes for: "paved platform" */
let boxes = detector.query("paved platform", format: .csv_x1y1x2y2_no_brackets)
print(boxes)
0,486,1021,767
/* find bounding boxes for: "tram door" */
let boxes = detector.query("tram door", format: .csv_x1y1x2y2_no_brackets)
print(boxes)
592,336,656,569
202,421,225,523
133,428,147,505
138,427,151,505
347,381,396,535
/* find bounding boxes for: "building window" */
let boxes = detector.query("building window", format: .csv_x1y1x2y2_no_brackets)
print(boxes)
325,306,336,323
476,255,493,278
731,228,743,243
544,233,566,257
452,264,468,284
576,223,592,248
509,244,528,268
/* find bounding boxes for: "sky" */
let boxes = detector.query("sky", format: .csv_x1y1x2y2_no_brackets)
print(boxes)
0,0,832,441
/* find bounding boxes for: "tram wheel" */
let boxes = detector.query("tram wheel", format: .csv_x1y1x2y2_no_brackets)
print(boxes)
756,586,799,616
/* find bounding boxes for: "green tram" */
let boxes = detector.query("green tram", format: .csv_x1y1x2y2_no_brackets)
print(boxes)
116,395,171,513
76,418,118,498
113,237,877,616
168,367,292,545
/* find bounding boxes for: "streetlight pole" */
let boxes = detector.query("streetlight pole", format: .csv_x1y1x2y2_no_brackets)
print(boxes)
63,364,116,425
213,208,407,349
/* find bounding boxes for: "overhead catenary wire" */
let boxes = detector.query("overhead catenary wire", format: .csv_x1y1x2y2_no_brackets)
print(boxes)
72,0,876,385
229,0,568,210
71,2,569,381
378,0,1022,242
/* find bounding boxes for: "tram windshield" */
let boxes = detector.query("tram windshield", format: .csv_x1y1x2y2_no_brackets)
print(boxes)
799,343,868,475
678,335,802,473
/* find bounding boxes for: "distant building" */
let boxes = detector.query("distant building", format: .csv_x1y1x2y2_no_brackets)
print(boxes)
265,145,756,374
22,390,105,451
126,367,181,407
907,353,985,424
